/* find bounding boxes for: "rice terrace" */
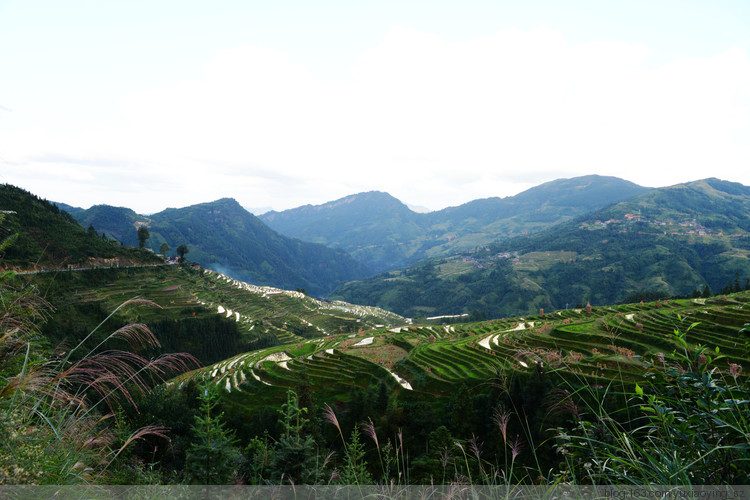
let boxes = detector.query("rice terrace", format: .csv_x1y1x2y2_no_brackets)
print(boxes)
3,175,750,491
15,261,750,487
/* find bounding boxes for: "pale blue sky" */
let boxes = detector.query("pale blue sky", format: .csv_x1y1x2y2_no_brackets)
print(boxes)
1,0,749,213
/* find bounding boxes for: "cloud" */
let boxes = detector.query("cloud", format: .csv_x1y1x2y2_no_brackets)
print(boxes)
3,27,750,212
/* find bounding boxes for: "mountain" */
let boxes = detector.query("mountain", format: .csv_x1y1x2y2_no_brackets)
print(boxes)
70,197,370,297
261,191,424,272
10,216,750,484
53,202,85,217
72,204,149,245
424,175,650,230
261,175,650,272
0,184,159,268
332,178,750,318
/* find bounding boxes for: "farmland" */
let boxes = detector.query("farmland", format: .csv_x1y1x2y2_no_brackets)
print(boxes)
179,286,750,410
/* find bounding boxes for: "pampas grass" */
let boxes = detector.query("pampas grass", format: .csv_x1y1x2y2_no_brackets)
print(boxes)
0,270,198,484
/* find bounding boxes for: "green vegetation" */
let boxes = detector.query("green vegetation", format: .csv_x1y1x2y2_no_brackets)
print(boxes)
333,179,750,318
29,265,404,368
175,244,188,262
0,265,198,484
0,185,159,268
4,179,750,487
185,383,243,484
261,175,648,273
555,332,750,484
137,226,150,249
157,288,750,485
4,243,750,485
70,197,370,296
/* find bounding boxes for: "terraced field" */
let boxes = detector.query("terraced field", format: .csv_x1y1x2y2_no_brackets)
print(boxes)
179,291,750,409
43,265,406,345
44,266,750,411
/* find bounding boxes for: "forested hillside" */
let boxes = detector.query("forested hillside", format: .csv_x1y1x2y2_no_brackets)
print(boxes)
70,204,148,245
0,184,159,268
262,175,649,272
333,179,750,318
152,288,750,485
2,182,750,486
68,198,371,297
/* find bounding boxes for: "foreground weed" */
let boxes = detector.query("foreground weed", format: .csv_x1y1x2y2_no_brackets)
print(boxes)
551,321,750,484
0,270,198,484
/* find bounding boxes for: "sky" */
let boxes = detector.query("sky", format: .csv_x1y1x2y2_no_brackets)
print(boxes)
1,0,749,214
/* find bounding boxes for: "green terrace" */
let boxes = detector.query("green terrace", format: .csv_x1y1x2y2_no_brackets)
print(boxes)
31,265,406,357
32,264,750,415
177,290,750,410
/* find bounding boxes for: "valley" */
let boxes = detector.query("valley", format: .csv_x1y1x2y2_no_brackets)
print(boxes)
1,176,750,487
333,179,750,318
5,0,749,490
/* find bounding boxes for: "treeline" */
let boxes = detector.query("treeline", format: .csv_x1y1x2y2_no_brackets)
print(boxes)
125,365,592,484
149,313,242,366
0,184,159,267
334,220,750,319
332,258,550,319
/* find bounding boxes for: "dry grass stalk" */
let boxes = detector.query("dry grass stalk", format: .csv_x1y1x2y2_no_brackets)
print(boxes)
510,436,524,461
543,388,580,419
492,406,512,445
361,417,379,450
322,403,344,445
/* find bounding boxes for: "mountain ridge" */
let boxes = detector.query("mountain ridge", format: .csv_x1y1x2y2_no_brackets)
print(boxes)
0,184,160,268
331,177,750,318
261,175,650,272
64,197,370,297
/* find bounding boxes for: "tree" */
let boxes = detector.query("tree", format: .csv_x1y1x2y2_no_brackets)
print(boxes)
159,242,170,256
269,390,321,483
137,226,150,249
186,383,243,484
336,428,373,484
176,244,189,262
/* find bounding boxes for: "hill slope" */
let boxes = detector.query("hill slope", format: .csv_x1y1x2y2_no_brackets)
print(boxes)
29,264,405,366
332,178,750,318
261,191,424,272
0,184,159,268
72,204,148,244
261,175,649,272
70,198,370,297
188,289,750,402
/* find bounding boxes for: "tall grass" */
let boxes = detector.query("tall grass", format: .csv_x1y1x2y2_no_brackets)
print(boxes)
310,317,749,487
0,268,199,484
549,320,750,485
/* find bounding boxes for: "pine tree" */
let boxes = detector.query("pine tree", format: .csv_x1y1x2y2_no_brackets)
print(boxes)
270,390,321,484
336,427,373,485
186,382,242,484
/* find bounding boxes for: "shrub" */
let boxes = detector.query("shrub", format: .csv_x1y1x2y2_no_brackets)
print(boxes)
552,322,750,484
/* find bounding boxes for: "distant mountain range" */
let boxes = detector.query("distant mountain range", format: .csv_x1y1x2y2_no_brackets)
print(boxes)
8,175,749,319
261,175,650,272
49,175,650,296
331,178,750,318
63,198,369,297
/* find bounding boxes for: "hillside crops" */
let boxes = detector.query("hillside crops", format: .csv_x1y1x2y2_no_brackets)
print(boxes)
180,292,750,408
29,265,406,368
